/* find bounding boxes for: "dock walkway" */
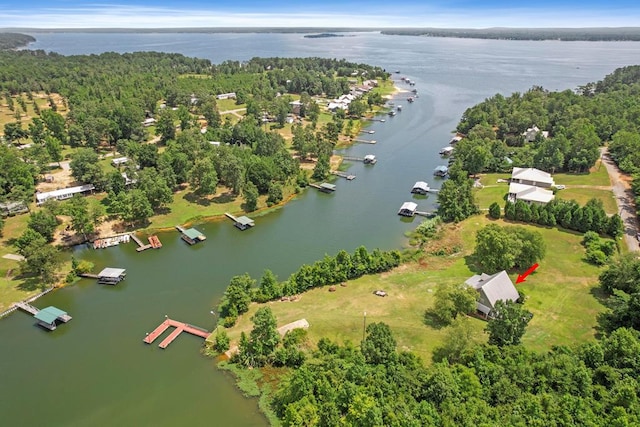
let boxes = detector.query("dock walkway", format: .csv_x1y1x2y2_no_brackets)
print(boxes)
15,301,38,315
330,171,356,180
144,318,210,349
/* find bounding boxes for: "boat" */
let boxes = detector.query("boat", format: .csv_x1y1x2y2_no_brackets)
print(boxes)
388,110,396,116
407,97,414,103
397,105,402,111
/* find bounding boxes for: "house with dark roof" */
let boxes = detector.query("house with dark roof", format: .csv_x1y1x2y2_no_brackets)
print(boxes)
465,270,520,317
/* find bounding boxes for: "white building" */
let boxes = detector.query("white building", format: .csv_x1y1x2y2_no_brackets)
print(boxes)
508,167,556,205
36,184,95,205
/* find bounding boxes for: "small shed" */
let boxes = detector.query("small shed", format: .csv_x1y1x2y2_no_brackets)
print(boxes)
234,216,255,231
398,202,418,217
434,165,449,177
181,228,206,245
111,157,128,166
34,306,72,330
363,154,377,164
411,181,430,195
97,267,127,285
0,201,29,217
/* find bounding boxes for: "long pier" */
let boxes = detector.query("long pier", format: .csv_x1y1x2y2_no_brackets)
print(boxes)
353,139,377,144
143,318,211,349
130,233,152,252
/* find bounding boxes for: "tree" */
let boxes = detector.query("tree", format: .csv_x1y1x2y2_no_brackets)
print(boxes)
67,195,94,241
221,273,255,318
486,300,533,346
189,157,218,195
266,182,283,206
137,167,173,209
122,189,154,225
156,109,176,142
431,282,478,325
245,307,280,366
243,181,259,212
437,178,478,222
70,148,104,185
607,214,624,239
312,154,330,181
27,210,58,242
257,269,280,302
3,122,28,143
432,318,479,363
16,229,60,285
361,322,397,365
474,224,545,272
599,254,640,295
488,202,501,219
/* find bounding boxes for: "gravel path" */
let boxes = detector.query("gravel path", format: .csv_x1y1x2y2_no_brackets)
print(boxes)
600,147,639,252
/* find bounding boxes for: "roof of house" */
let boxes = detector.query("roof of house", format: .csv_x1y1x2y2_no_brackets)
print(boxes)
509,183,555,204
465,271,519,308
400,202,418,211
183,228,203,240
511,167,554,186
98,267,126,278
36,184,96,203
34,306,67,324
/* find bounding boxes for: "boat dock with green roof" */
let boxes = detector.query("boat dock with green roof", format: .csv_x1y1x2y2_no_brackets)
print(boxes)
176,225,206,245
15,302,72,331
225,213,255,231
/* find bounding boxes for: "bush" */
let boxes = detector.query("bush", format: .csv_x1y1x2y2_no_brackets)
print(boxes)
488,202,501,219
213,329,230,353
223,315,238,328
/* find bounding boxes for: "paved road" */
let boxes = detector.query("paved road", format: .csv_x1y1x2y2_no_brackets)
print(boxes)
600,147,640,252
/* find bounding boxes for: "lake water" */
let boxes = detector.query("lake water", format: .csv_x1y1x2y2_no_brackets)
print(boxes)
2,32,640,426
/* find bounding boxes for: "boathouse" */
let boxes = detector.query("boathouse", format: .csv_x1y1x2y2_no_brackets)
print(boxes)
34,306,72,331
398,202,418,217
434,165,449,177
411,181,430,195
97,267,127,285
363,154,377,164
181,228,206,245
234,216,255,230
439,146,454,156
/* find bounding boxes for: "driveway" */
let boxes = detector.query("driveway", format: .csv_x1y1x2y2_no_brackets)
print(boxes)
600,147,640,252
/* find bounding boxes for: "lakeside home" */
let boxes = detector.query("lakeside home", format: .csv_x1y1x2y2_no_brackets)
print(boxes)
35,184,95,205
465,270,520,317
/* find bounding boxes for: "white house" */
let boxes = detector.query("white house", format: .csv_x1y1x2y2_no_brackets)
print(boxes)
522,126,549,142
508,182,555,205
511,167,555,188
216,92,236,100
36,184,95,205
465,270,520,317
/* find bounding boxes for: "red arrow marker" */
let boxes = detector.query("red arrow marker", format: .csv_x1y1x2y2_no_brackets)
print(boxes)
516,263,539,284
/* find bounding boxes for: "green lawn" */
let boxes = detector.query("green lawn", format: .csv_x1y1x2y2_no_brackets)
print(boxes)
222,215,606,362
557,188,618,214
554,160,610,186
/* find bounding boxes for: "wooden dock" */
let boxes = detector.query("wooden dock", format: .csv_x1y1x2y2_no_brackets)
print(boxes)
310,183,336,192
353,139,377,144
330,171,356,180
359,130,375,134
148,235,162,249
416,211,438,218
224,213,255,230
15,301,39,315
144,318,211,349
79,273,100,279
130,233,153,252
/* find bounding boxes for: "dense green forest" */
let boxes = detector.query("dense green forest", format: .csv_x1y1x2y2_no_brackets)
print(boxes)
0,33,35,50
382,27,640,41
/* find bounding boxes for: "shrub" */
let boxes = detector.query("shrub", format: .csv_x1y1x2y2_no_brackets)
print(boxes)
488,202,501,219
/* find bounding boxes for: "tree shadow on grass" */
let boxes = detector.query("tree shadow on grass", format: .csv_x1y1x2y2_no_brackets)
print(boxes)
212,192,237,205
14,275,45,292
183,192,212,207
423,310,449,330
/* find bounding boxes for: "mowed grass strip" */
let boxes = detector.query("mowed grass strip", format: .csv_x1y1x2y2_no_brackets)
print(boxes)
223,214,606,361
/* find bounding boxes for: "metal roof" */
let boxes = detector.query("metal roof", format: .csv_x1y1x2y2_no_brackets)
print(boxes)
34,306,67,324
320,183,336,190
236,216,254,226
36,184,95,203
98,267,126,278
183,228,203,240
400,202,418,211
413,181,429,191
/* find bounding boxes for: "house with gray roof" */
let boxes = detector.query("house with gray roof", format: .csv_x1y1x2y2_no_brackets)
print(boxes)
465,270,520,317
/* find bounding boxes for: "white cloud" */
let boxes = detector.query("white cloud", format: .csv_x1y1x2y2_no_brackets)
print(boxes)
1,4,639,28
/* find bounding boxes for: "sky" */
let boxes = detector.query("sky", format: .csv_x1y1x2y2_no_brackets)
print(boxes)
1,1,640,29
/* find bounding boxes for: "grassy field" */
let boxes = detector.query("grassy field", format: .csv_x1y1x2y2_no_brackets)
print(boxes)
222,215,606,362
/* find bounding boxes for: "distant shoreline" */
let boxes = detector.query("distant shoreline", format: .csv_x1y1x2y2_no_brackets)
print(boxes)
3,27,640,42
